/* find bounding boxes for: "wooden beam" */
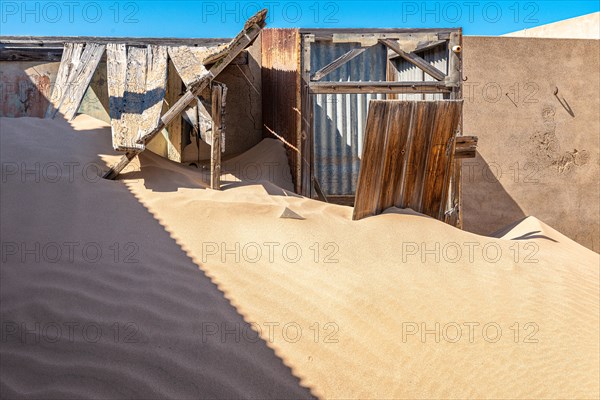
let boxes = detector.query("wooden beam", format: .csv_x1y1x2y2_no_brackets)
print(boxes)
388,39,447,59
210,83,227,190
0,36,230,46
454,135,478,158
0,45,249,64
45,43,83,118
379,39,446,81
47,42,105,120
309,81,450,94
311,47,367,81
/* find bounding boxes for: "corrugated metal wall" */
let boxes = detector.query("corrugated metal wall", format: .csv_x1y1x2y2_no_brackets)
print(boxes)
312,42,387,196
391,45,449,101
311,41,449,196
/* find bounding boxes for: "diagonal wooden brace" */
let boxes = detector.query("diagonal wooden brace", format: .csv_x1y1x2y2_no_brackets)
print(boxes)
102,9,267,180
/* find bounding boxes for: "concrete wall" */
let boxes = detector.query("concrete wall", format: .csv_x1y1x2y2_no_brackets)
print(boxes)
0,39,262,160
462,36,599,251
504,12,600,40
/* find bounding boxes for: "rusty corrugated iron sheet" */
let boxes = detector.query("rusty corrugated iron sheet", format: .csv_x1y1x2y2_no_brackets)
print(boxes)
311,41,387,196
261,28,301,191
353,100,463,221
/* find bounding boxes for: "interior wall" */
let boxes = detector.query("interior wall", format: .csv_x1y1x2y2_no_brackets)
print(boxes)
0,40,263,161
462,36,600,251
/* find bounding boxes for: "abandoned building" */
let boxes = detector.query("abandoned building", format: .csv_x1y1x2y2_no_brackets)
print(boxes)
1,10,597,250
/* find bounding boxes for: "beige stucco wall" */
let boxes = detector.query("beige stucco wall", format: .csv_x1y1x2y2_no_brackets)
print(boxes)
504,12,600,39
462,36,600,251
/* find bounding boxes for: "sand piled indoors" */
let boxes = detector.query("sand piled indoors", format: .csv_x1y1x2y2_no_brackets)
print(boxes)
1,115,598,399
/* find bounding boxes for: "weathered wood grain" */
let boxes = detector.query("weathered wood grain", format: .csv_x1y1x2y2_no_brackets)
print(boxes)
103,9,267,179
311,47,368,81
107,44,168,151
210,83,227,190
352,100,462,221
45,42,83,118
309,81,450,94
167,46,213,87
50,43,105,120
455,135,478,158
379,39,446,81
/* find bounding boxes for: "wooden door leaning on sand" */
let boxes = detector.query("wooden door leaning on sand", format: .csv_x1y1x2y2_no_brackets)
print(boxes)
353,99,463,221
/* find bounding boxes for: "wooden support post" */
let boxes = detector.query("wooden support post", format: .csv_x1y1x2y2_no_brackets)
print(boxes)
210,83,227,190
300,34,314,197
166,59,183,162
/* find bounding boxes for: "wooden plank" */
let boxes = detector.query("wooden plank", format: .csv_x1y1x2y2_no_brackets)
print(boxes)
388,40,448,59
421,101,462,219
166,59,184,162
167,46,213,87
107,44,168,151
1,36,230,46
211,84,225,190
379,39,446,81
300,33,314,197
49,43,105,120
309,81,450,94
455,135,478,158
311,47,367,81
0,47,63,61
312,176,328,202
103,9,267,180
352,100,462,221
45,42,83,118
446,31,462,88
352,101,389,220
0,45,249,64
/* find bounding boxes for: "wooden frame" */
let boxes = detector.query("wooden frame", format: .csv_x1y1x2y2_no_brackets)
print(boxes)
295,27,466,226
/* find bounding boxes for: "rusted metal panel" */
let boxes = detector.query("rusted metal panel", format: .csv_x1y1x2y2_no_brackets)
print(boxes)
311,40,387,196
261,28,301,191
353,100,463,221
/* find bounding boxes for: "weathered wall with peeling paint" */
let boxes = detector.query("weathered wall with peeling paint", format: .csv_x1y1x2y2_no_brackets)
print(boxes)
462,36,599,252
0,38,262,160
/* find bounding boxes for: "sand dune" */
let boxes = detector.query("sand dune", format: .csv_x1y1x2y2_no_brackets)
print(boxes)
1,115,598,399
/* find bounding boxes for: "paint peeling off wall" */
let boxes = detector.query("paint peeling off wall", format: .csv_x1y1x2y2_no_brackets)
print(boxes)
0,62,57,117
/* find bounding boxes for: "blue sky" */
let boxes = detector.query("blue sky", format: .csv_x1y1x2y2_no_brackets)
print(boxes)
1,1,598,37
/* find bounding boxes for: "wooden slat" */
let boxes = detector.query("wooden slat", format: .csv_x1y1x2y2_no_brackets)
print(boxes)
210,83,227,190
352,100,462,221
309,81,450,94
103,9,267,180
1,36,230,46
167,46,213,87
47,43,105,120
0,45,249,64
0,47,63,61
107,44,168,151
311,47,367,81
455,135,478,158
45,42,83,118
165,59,184,162
379,39,446,81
